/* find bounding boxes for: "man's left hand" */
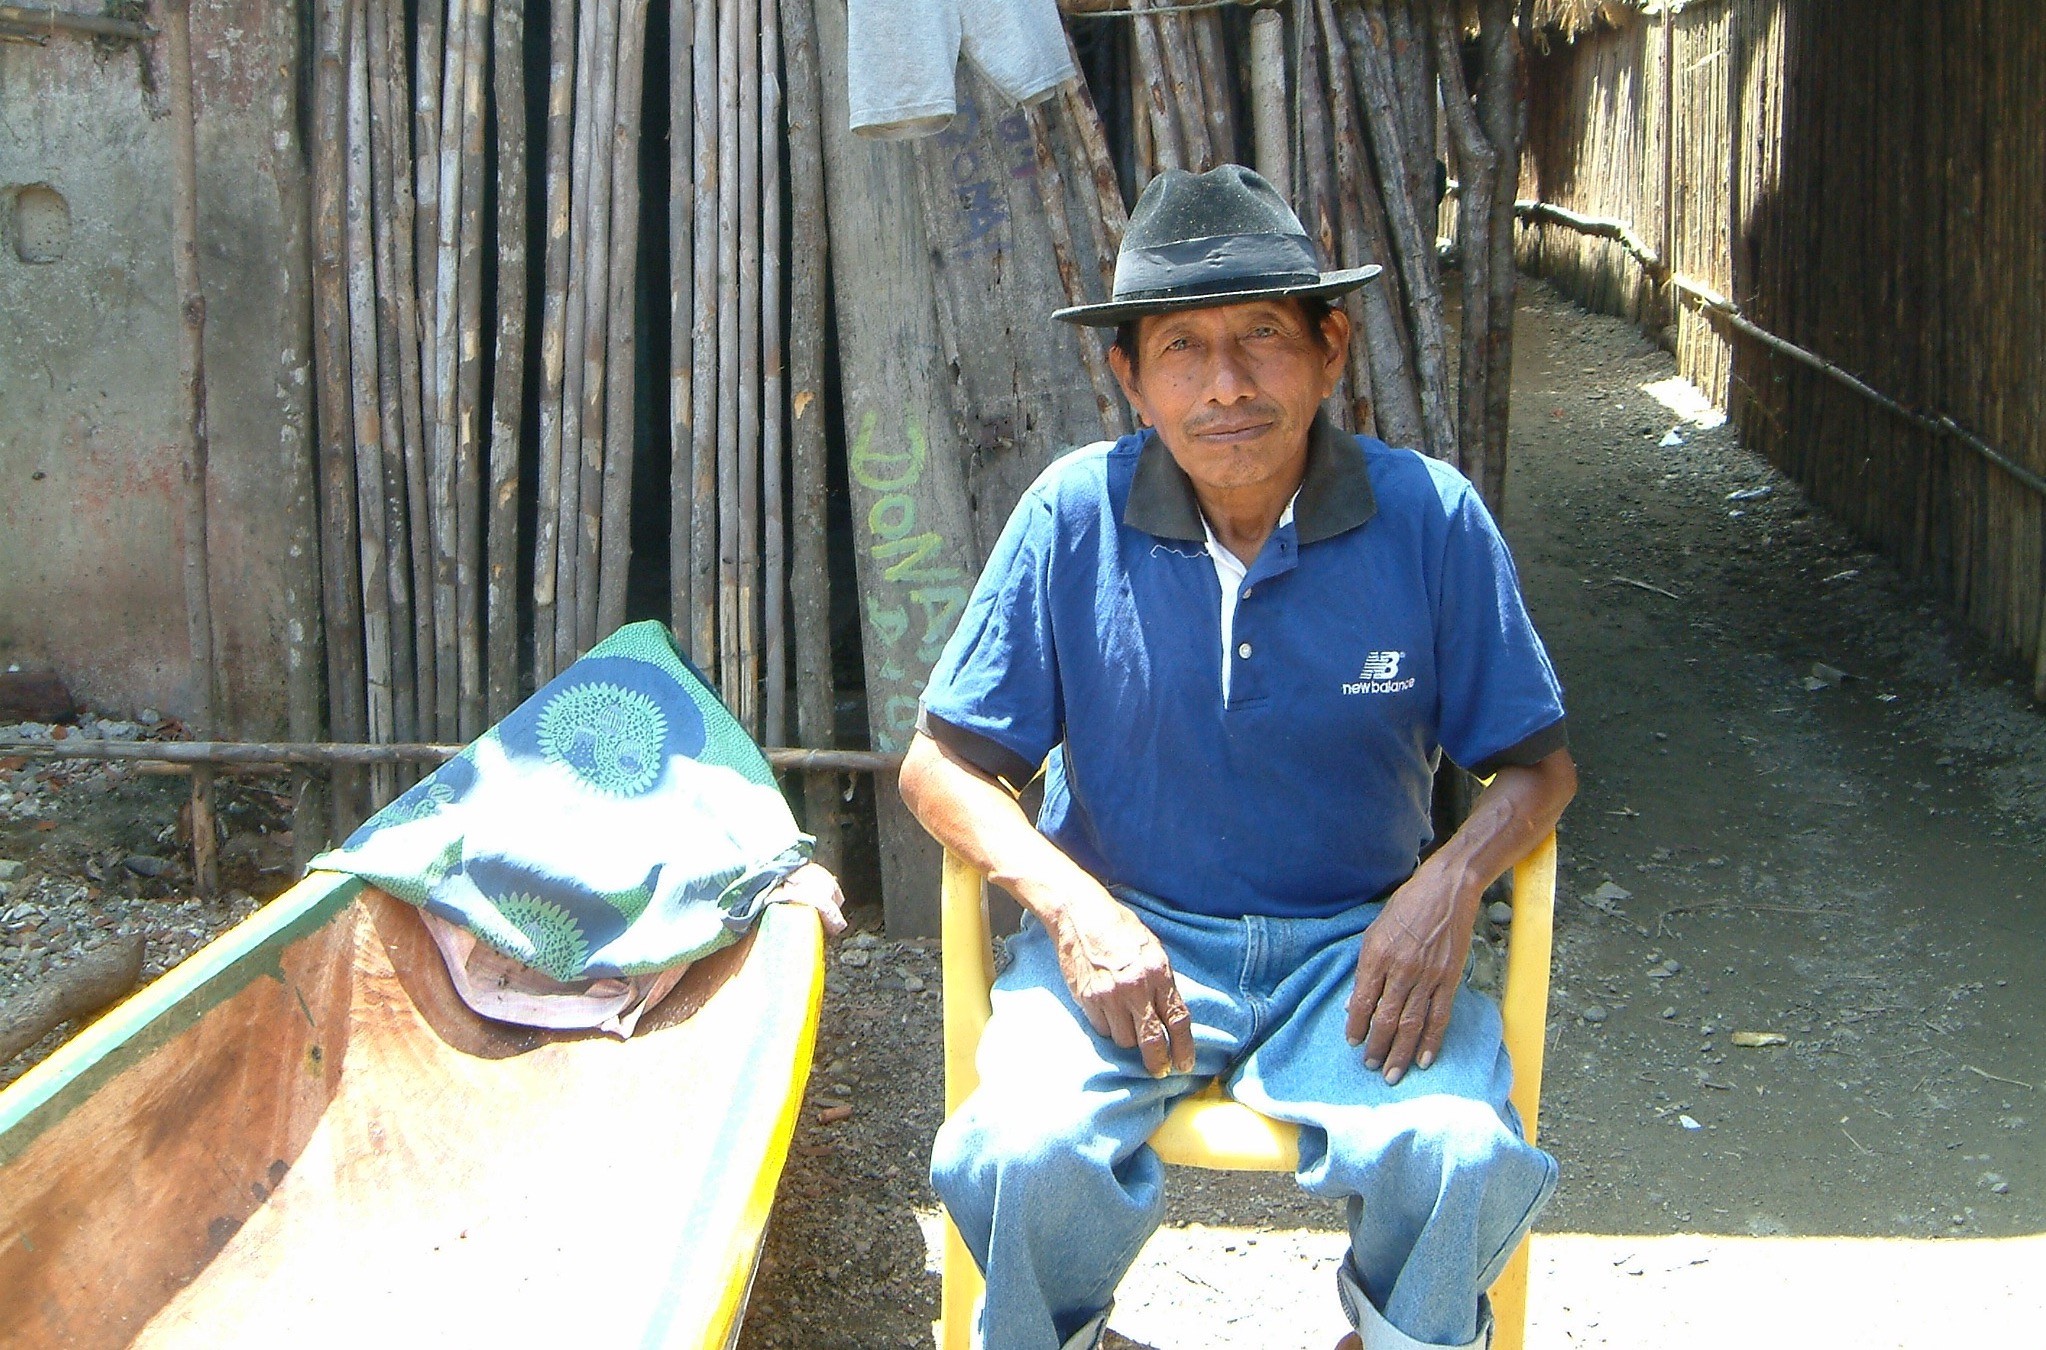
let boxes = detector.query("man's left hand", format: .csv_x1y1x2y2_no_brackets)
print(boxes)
1345,869,1476,1086
1342,750,1578,1086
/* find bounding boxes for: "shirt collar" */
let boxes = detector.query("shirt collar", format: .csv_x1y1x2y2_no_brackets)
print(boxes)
1122,408,1378,546
1201,494,1296,571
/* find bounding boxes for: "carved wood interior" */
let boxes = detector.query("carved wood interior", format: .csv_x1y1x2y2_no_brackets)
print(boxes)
0,886,814,1347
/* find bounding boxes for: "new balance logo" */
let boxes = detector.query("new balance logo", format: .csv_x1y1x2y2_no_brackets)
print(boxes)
1358,651,1404,680
1342,651,1415,696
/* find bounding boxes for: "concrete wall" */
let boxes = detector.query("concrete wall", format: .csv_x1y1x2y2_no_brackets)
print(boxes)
0,2,318,737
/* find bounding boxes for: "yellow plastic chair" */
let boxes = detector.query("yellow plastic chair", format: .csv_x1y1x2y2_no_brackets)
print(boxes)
938,833,1556,1350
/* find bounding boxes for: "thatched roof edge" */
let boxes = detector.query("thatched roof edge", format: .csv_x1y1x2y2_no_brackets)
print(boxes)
1528,0,1641,43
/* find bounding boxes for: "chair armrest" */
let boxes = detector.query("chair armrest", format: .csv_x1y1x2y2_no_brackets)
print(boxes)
941,850,996,1115
1499,832,1556,1145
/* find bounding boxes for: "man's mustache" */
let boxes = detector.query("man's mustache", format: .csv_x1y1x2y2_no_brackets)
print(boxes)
1183,403,1284,436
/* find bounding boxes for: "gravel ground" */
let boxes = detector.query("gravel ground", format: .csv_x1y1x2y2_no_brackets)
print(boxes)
0,719,288,1088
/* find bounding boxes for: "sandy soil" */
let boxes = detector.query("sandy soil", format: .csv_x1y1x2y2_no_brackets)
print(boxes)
736,282,2045,1348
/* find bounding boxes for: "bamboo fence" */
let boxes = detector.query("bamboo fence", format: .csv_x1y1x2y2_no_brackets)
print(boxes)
1517,0,2046,699
309,0,829,808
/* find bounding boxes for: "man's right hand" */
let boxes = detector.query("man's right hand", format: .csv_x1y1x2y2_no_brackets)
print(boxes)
896,731,1196,1079
1045,890,1196,1078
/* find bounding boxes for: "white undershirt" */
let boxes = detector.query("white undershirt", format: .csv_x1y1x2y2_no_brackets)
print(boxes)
1200,496,1295,702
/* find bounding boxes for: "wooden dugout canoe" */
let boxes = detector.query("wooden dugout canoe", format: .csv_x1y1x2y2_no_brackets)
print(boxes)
0,871,824,1347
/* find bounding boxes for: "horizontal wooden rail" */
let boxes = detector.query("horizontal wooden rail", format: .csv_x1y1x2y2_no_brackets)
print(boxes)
0,740,903,774
0,4,156,40
1665,275,2046,503
1514,198,2045,503
1514,199,1665,277
1059,0,1276,15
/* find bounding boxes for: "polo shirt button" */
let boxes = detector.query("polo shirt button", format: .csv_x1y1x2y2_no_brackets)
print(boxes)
1237,642,1252,659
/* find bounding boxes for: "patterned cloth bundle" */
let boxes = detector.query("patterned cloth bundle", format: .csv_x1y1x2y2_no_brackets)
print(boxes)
313,622,811,1031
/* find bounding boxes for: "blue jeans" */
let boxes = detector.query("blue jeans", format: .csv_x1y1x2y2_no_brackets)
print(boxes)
930,889,1557,1350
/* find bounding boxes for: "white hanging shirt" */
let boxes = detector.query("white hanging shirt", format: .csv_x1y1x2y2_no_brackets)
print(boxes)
847,0,1074,140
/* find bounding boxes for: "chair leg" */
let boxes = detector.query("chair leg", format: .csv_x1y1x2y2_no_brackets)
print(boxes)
1488,1235,1531,1350
941,1214,981,1350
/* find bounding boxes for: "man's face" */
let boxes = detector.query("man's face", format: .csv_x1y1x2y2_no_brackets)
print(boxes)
1107,298,1350,497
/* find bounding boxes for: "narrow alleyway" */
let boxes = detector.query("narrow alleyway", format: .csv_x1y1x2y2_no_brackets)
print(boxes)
1510,282,2046,1239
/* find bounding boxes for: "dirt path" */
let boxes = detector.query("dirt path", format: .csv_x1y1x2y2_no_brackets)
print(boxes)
738,280,2044,1348
1512,285,2045,1244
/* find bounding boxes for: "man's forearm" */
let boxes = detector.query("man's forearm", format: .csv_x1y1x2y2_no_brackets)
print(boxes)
1415,748,1577,909
896,732,1109,925
900,730,1196,1075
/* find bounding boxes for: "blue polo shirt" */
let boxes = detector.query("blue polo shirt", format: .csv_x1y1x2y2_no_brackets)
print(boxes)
918,413,1567,920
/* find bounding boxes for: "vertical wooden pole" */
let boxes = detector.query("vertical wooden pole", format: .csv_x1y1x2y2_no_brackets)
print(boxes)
815,0,966,931
310,0,367,830
376,0,434,744
366,0,418,763
1335,3,1422,446
1153,10,1211,170
1294,10,1338,294
1658,8,1675,331
1432,0,1497,489
412,0,444,450
1348,0,1457,460
166,0,219,892
1249,8,1288,187
1128,0,1185,174
736,0,762,733
188,761,218,898
1317,0,1396,437
1189,10,1235,165
553,0,601,675
689,0,721,668
669,0,696,642
1029,105,1123,441
1130,37,1157,190
1056,36,1128,293
343,0,396,803
574,0,622,656
782,0,840,872
1476,0,1525,512
1383,0,1436,221
760,0,787,745
532,0,579,687
486,0,528,720
428,0,467,735
275,3,327,853
716,0,742,708
452,0,489,738
598,0,650,636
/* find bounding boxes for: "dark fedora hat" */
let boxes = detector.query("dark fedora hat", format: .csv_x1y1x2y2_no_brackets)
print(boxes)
1053,164,1381,327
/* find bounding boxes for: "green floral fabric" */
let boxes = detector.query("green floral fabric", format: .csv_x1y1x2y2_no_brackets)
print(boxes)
312,622,810,981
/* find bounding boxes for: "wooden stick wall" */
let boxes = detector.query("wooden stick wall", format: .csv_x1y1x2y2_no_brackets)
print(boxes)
311,0,833,822
1518,1,2046,700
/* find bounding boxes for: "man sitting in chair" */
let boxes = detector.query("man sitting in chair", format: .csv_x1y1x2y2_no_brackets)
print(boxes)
899,165,1576,1350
